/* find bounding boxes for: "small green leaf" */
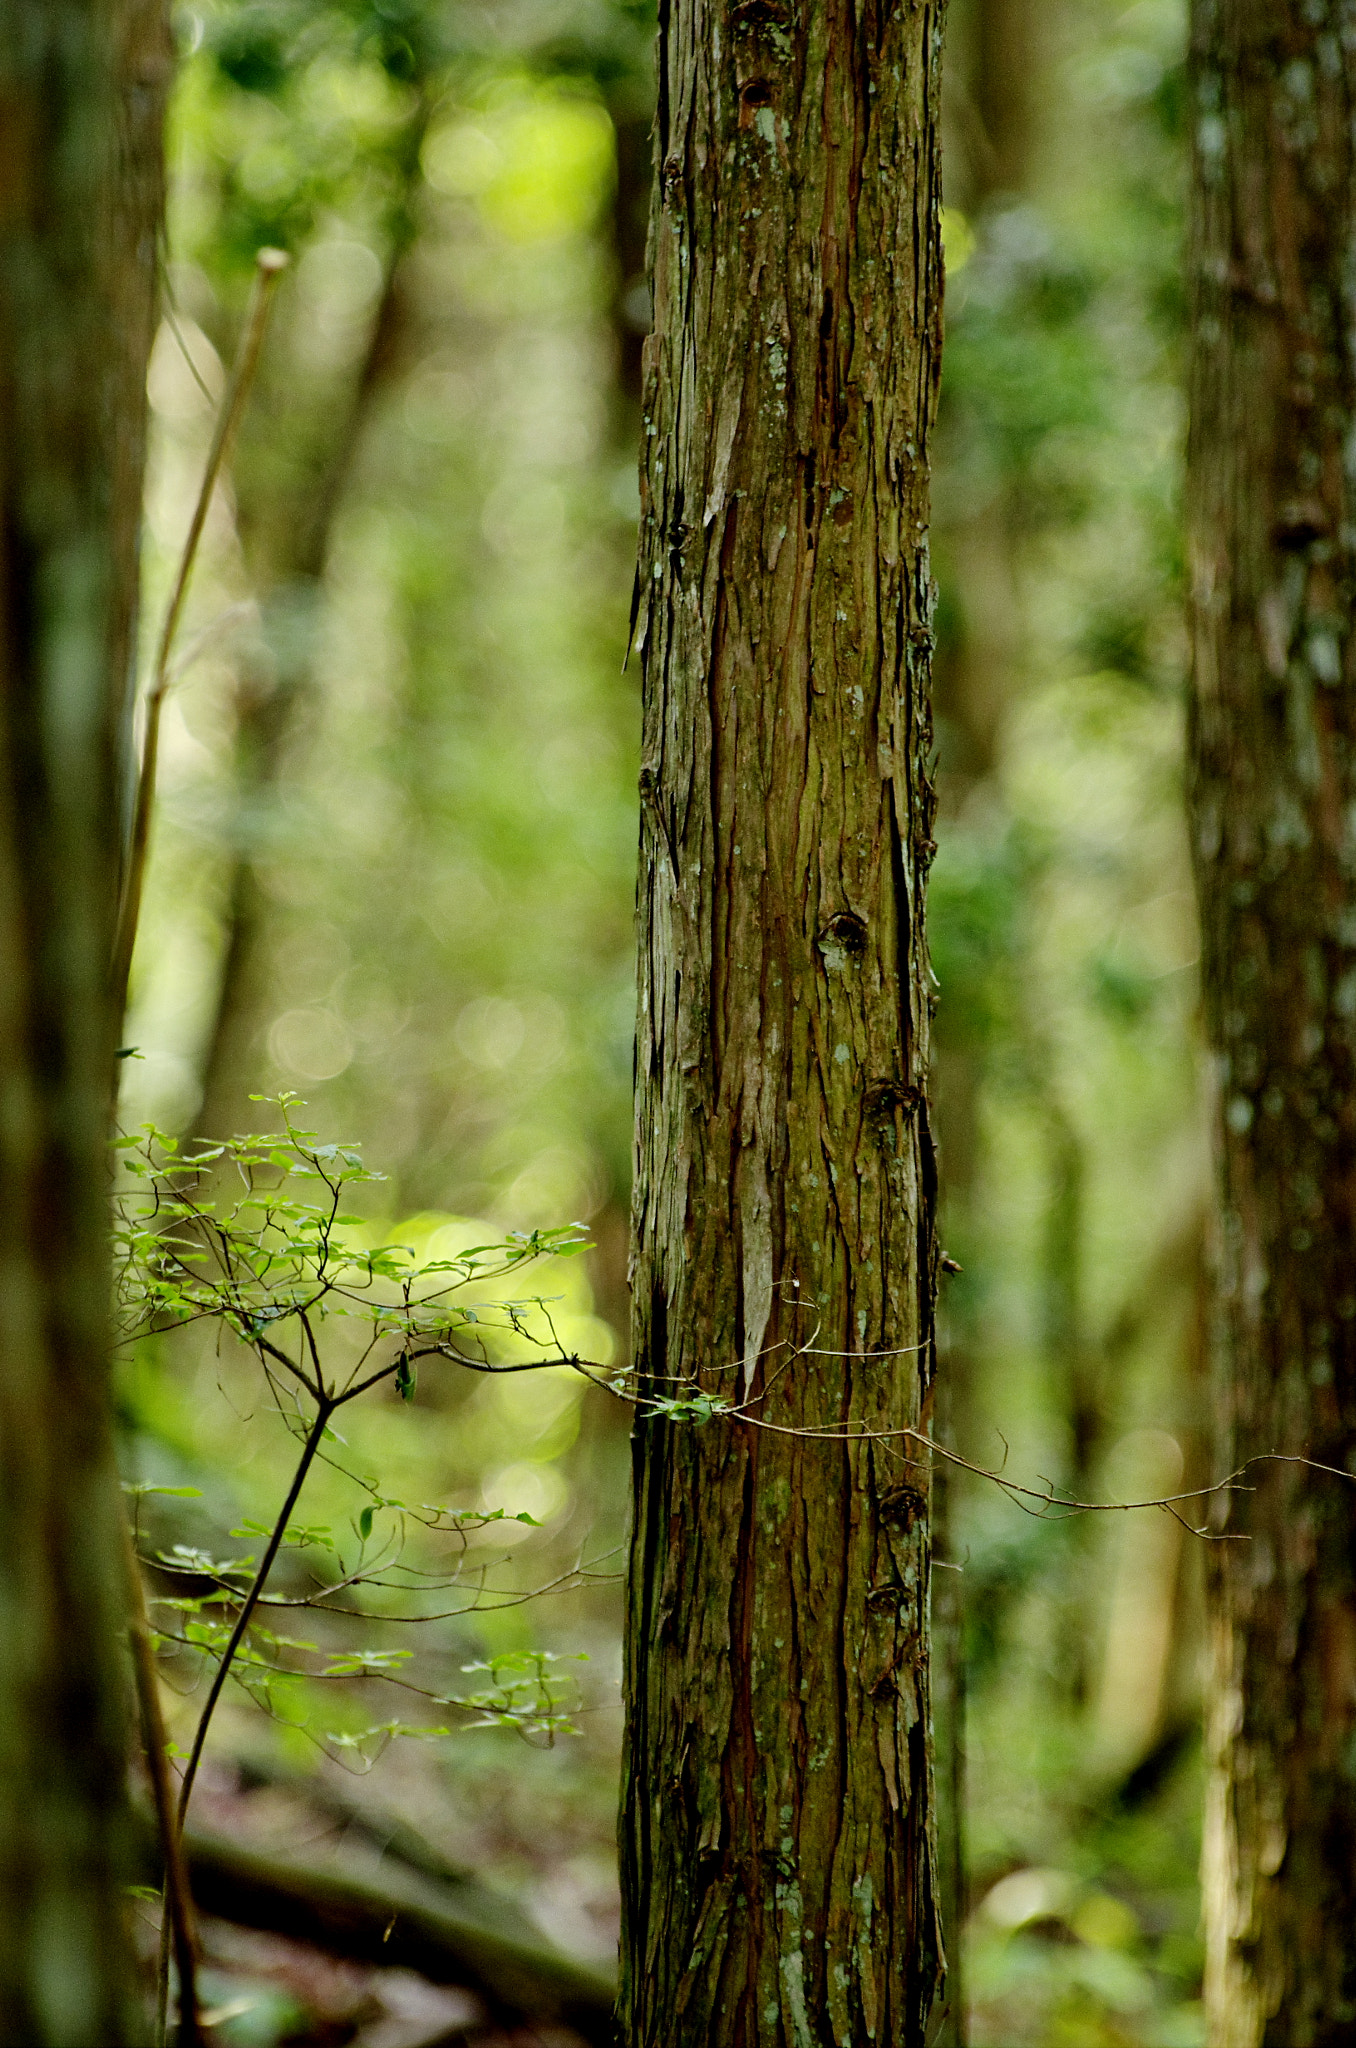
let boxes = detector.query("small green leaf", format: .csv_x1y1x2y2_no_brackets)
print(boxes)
358,1505,375,1541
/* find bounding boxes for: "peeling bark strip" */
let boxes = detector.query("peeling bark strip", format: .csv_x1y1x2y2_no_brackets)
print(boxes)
1186,6,1356,2043
0,1,169,2038
619,0,946,2037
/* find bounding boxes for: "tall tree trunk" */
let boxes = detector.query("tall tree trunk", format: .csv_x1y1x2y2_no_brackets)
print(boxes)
0,1,169,2039
1186,5,1356,2041
619,0,947,2038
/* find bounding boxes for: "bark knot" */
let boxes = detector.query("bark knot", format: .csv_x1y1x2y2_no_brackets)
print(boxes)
730,0,790,29
864,1078,921,1130
1273,499,1328,551
818,909,868,960
880,1486,927,1532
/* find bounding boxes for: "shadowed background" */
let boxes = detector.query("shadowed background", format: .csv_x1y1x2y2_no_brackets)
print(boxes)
120,2,1202,2040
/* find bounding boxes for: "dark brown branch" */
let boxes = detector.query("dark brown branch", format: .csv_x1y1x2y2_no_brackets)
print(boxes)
175,1398,334,1832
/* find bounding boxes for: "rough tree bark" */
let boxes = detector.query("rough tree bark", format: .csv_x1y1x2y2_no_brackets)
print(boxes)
619,0,947,2038
1186,5,1356,2042
0,1,169,2038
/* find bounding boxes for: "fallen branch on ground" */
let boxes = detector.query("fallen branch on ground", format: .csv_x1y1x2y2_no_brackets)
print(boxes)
171,1821,617,2046
226,1751,554,1953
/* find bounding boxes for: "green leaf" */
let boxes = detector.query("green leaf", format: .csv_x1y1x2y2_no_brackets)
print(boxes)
122,1483,204,1499
395,1356,416,1402
358,1505,375,1541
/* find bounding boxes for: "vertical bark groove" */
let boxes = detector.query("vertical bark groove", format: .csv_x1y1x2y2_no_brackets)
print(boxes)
620,0,947,2039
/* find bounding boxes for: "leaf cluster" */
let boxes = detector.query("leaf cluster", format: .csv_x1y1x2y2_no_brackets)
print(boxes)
114,1092,590,1409
115,1098,598,1771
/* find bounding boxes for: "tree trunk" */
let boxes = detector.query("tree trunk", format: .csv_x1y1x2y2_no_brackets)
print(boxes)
969,0,1038,199
0,2,169,2038
619,0,946,2038
179,81,429,1150
1186,5,1356,2041
926,12,1052,2026
192,203,417,1149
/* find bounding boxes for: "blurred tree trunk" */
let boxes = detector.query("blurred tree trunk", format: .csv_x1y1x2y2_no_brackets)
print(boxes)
192,101,426,1148
927,7,1052,2029
938,0,1101,1732
620,0,946,2039
1186,4,1356,2040
0,0,169,2038
969,0,1037,199
970,0,1100,1522
192,252,407,1142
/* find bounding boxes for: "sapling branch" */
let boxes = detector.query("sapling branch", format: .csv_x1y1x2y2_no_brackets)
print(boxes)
114,1106,605,2042
112,246,289,1027
105,252,288,2018
174,1395,335,1837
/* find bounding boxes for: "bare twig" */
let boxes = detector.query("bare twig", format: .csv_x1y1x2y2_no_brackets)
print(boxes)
726,1409,1355,1540
112,247,289,1028
578,1324,1356,1540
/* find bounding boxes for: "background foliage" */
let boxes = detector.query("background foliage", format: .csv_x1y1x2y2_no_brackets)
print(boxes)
123,0,1204,2038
